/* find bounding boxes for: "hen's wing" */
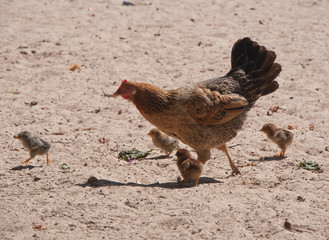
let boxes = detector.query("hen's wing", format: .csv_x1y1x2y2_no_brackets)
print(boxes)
183,86,248,125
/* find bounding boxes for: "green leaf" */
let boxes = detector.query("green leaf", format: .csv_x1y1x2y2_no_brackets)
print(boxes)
299,161,320,171
60,163,71,170
118,148,153,161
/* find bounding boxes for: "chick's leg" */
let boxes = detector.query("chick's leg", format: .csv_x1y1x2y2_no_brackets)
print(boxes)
194,177,200,186
46,153,50,165
218,144,240,175
274,149,286,158
179,178,188,187
21,157,33,165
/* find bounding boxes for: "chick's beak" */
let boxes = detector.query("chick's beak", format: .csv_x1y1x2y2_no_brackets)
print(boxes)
13,135,18,139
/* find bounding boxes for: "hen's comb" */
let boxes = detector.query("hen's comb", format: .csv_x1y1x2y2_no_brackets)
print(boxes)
118,79,128,89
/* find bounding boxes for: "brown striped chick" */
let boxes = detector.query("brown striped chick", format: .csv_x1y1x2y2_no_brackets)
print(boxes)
148,128,179,156
260,123,293,158
176,149,203,187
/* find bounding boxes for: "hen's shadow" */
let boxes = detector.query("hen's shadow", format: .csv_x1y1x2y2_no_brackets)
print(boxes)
76,177,222,189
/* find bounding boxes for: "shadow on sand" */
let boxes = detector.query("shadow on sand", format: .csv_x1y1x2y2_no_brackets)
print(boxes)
249,155,286,162
10,165,41,171
76,177,223,189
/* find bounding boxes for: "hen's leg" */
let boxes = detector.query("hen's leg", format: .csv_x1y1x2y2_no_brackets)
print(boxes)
196,149,211,164
218,144,240,175
46,153,50,165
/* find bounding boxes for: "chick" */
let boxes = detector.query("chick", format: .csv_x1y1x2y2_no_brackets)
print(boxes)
176,149,203,187
148,128,179,156
14,131,51,165
260,123,293,158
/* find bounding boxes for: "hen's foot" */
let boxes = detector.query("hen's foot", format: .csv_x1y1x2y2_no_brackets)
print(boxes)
231,166,241,176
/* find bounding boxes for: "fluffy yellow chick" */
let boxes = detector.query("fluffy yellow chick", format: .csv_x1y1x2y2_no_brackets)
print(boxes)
148,128,179,155
260,123,293,158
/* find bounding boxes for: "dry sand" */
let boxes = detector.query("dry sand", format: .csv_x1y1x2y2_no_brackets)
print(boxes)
1,0,328,239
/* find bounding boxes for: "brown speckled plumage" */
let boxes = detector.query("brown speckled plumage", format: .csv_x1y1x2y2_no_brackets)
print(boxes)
114,38,281,175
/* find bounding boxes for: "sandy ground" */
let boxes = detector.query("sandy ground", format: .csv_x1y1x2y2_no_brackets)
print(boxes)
1,0,329,239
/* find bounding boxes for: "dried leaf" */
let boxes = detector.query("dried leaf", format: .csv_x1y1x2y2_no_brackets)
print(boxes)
52,132,65,135
68,64,81,72
309,124,315,130
267,105,280,116
32,225,46,230
11,148,20,151
288,124,298,130
82,127,95,131
9,91,21,95
98,137,108,144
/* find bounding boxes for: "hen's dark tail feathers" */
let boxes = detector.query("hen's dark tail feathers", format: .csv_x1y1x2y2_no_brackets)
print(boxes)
230,37,281,102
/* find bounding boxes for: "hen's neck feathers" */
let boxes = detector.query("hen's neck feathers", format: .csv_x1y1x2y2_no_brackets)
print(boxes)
130,83,178,114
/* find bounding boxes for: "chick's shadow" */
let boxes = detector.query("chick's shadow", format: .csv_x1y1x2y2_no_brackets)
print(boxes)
76,177,222,189
249,155,286,162
10,165,41,171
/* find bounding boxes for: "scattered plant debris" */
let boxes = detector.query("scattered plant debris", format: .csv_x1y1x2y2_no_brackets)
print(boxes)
288,124,298,130
267,105,280,116
68,64,81,72
118,148,152,161
98,137,108,144
309,124,315,130
32,225,46,230
60,163,71,170
300,160,320,171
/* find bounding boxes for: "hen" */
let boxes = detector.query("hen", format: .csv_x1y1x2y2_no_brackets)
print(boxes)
113,37,281,175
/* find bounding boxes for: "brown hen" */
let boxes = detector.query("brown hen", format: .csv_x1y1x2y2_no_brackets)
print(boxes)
113,37,281,175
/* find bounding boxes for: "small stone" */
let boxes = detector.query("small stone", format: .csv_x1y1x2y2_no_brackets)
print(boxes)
87,176,98,183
